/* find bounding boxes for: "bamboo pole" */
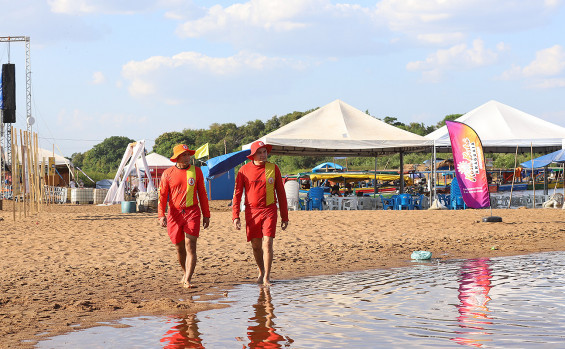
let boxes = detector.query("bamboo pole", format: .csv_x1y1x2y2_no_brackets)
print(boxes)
507,145,519,209
19,130,27,217
24,131,32,214
531,142,535,209
11,126,17,221
40,157,45,205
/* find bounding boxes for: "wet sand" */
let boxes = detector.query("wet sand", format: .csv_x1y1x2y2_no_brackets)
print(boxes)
1,201,564,348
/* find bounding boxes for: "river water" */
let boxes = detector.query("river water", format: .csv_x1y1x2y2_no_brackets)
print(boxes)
38,251,565,348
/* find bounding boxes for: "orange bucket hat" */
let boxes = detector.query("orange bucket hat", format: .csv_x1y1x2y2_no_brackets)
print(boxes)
247,141,273,160
170,144,196,162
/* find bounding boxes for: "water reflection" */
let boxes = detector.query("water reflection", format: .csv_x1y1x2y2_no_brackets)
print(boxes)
160,313,204,348
36,252,565,348
237,287,294,348
452,258,493,347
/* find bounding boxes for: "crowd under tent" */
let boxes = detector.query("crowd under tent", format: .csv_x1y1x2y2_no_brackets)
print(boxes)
426,100,565,153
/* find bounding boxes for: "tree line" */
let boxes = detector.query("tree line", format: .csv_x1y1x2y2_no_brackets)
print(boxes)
70,108,535,183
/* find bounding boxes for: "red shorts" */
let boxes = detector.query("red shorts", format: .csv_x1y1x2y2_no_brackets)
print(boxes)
166,206,201,244
244,205,278,242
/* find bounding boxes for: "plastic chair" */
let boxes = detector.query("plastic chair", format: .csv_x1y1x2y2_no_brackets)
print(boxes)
450,195,466,210
413,194,425,210
396,193,414,210
307,187,325,211
343,197,358,210
325,197,341,210
380,195,396,210
437,193,451,208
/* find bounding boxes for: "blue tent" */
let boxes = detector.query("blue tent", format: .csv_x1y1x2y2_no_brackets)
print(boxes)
200,166,235,200
312,162,344,173
520,149,565,168
206,149,251,179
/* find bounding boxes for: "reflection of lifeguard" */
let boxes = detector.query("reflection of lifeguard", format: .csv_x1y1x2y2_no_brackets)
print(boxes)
160,313,204,348
451,258,493,347
240,287,293,348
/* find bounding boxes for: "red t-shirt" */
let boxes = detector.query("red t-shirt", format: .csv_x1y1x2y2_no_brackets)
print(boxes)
158,165,211,218
232,161,288,221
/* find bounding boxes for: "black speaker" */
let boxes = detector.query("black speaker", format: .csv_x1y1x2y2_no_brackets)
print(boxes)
2,63,16,111
2,109,15,123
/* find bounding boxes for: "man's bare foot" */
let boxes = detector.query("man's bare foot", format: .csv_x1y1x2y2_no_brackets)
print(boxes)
183,280,193,289
257,275,264,284
263,279,272,287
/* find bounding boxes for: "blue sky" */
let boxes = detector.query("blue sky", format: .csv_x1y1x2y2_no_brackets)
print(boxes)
2,0,565,157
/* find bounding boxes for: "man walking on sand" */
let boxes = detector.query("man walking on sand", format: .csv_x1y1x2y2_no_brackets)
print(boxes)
232,141,289,287
158,144,210,289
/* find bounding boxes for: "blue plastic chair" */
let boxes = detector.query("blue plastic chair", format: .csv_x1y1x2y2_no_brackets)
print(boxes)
451,196,467,210
396,193,414,210
380,195,396,210
307,187,325,211
413,194,425,210
437,193,450,208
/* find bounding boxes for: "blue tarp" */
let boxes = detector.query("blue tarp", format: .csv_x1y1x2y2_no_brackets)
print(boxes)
312,162,344,173
520,149,565,168
200,166,236,200
206,149,251,179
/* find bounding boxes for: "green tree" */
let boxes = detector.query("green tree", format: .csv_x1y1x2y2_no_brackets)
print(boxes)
153,131,193,158
71,152,85,168
82,136,135,173
434,114,462,129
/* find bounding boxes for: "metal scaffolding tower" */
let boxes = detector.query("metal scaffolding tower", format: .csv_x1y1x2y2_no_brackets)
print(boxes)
0,36,32,199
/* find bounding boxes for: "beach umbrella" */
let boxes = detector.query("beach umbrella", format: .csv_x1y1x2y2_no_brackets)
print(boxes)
520,149,565,168
312,162,344,173
206,149,251,179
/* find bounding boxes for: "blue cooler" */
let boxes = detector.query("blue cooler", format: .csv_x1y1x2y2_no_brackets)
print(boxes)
121,201,136,213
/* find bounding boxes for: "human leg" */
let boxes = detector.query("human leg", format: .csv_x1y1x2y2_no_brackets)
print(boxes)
250,237,265,284
175,240,187,282
183,234,198,288
262,236,274,286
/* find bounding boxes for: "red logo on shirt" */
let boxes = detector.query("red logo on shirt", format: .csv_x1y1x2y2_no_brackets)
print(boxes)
268,177,274,184
188,178,195,186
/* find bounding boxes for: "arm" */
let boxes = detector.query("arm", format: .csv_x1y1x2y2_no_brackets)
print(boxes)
232,169,245,220
158,170,169,227
274,165,289,225
232,169,245,230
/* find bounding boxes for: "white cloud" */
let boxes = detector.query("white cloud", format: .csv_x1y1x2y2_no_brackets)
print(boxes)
499,45,565,89
56,108,147,134
47,0,158,15
406,39,506,82
122,50,307,98
524,45,565,77
91,71,106,84
376,0,562,40
173,0,387,56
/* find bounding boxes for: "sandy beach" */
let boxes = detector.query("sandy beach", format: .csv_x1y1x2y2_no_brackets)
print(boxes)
1,201,564,348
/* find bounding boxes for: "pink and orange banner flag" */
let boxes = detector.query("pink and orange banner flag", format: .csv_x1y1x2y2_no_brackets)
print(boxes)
446,121,490,209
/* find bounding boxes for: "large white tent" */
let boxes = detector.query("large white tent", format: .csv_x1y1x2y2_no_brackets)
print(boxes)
247,99,433,157
426,100,565,153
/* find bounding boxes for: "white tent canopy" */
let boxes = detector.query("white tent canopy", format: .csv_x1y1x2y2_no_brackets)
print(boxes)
426,100,565,153
4,147,70,166
136,152,174,168
103,140,156,205
246,99,433,156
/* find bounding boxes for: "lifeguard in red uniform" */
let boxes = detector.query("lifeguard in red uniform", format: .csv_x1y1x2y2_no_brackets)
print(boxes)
158,144,211,289
232,141,289,287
